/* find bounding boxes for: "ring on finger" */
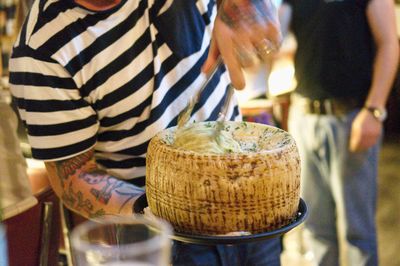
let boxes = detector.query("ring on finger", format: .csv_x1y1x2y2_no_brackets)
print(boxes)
235,46,258,67
255,38,276,60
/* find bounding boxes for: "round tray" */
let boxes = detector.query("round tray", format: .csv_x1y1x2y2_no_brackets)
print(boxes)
133,194,308,245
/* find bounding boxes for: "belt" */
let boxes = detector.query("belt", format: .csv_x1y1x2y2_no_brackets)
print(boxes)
292,94,361,116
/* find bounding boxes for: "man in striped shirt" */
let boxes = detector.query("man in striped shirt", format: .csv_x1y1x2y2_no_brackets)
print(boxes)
10,0,282,264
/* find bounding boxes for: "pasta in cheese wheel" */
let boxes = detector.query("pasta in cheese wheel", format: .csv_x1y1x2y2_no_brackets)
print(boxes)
173,122,242,154
146,121,300,235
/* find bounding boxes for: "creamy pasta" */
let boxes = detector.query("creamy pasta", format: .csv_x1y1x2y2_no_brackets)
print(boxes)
173,122,242,154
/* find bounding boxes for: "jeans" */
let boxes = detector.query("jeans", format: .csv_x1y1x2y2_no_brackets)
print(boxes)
288,96,380,266
172,238,282,266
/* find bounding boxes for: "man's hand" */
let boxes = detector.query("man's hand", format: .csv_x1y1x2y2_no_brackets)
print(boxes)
203,0,282,89
349,108,383,152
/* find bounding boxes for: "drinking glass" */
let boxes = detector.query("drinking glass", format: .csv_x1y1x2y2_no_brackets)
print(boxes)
0,224,8,266
71,214,172,266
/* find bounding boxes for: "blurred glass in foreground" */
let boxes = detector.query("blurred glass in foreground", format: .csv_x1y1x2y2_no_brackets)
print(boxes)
71,215,172,266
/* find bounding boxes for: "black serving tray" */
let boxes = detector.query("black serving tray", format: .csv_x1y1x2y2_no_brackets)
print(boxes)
133,194,307,245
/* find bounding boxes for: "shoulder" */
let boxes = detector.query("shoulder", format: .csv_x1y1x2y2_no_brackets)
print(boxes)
14,0,86,51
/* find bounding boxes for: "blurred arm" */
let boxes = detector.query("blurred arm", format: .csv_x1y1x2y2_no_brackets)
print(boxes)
350,0,399,152
44,149,144,219
364,0,399,109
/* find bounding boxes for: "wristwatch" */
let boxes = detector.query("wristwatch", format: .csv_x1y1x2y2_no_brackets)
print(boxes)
364,106,387,122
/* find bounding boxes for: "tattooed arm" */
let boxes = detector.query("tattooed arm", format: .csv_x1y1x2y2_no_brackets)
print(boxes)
44,149,144,219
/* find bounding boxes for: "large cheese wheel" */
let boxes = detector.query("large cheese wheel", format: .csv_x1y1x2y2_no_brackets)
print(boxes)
146,121,301,235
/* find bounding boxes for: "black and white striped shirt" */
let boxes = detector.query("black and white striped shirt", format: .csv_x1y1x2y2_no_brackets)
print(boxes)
9,0,240,185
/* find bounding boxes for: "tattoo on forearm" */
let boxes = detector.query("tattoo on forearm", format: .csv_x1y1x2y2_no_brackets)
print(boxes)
219,0,242,27
79,170,144,213
62,181,106,218
219,0,269,28
55,150,94,180
51,149,143,217
115,185,144,213
79,171,124,204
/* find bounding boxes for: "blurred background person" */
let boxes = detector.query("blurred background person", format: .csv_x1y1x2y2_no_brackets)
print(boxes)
280,0,399,265
0,98,36,221
0,93,39,266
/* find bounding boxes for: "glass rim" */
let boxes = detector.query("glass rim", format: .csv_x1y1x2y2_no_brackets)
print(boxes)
70,214,172,256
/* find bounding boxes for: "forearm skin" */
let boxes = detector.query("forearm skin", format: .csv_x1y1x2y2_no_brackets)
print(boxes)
45,149,144,219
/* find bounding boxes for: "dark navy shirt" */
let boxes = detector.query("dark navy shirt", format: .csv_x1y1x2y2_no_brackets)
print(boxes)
283,0,374,103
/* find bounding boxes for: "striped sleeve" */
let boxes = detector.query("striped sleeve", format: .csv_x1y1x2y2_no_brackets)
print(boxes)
9,45,99,161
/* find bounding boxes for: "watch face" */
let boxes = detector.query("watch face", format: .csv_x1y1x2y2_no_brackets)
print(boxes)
366,107,387,122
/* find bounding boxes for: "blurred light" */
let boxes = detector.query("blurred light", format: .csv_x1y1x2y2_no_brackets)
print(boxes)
267,33,297,97
268,57,296,97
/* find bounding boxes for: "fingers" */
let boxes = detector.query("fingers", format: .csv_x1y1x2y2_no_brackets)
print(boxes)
349,129,363,152
220,0,282,51
254,38,276,61
202,33,220,74
262,19,283,51
232,27,259,67
232,20,280,67
220,29,246,89
213,20,246,89
203,0,282,89
349,129,379,152
223,50,246,90
349,110,382,152
234,12,282,65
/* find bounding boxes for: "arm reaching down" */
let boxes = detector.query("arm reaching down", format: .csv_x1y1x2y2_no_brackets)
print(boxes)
349,0,399,152
45,149,144,219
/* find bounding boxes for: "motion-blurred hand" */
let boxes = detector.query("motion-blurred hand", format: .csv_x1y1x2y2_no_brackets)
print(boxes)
202,0,282,89
349,108,383,152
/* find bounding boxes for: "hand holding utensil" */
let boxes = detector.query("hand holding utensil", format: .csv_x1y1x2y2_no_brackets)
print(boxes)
203,0,281,89
177,56,223,129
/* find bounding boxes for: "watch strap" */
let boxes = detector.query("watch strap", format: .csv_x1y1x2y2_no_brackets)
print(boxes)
364,106,387,122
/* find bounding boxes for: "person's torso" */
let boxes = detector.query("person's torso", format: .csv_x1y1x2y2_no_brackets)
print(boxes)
286,0,374,102
10,0,239,184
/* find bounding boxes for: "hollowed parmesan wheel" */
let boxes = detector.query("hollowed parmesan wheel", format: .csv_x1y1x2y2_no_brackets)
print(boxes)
146,121,301,235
